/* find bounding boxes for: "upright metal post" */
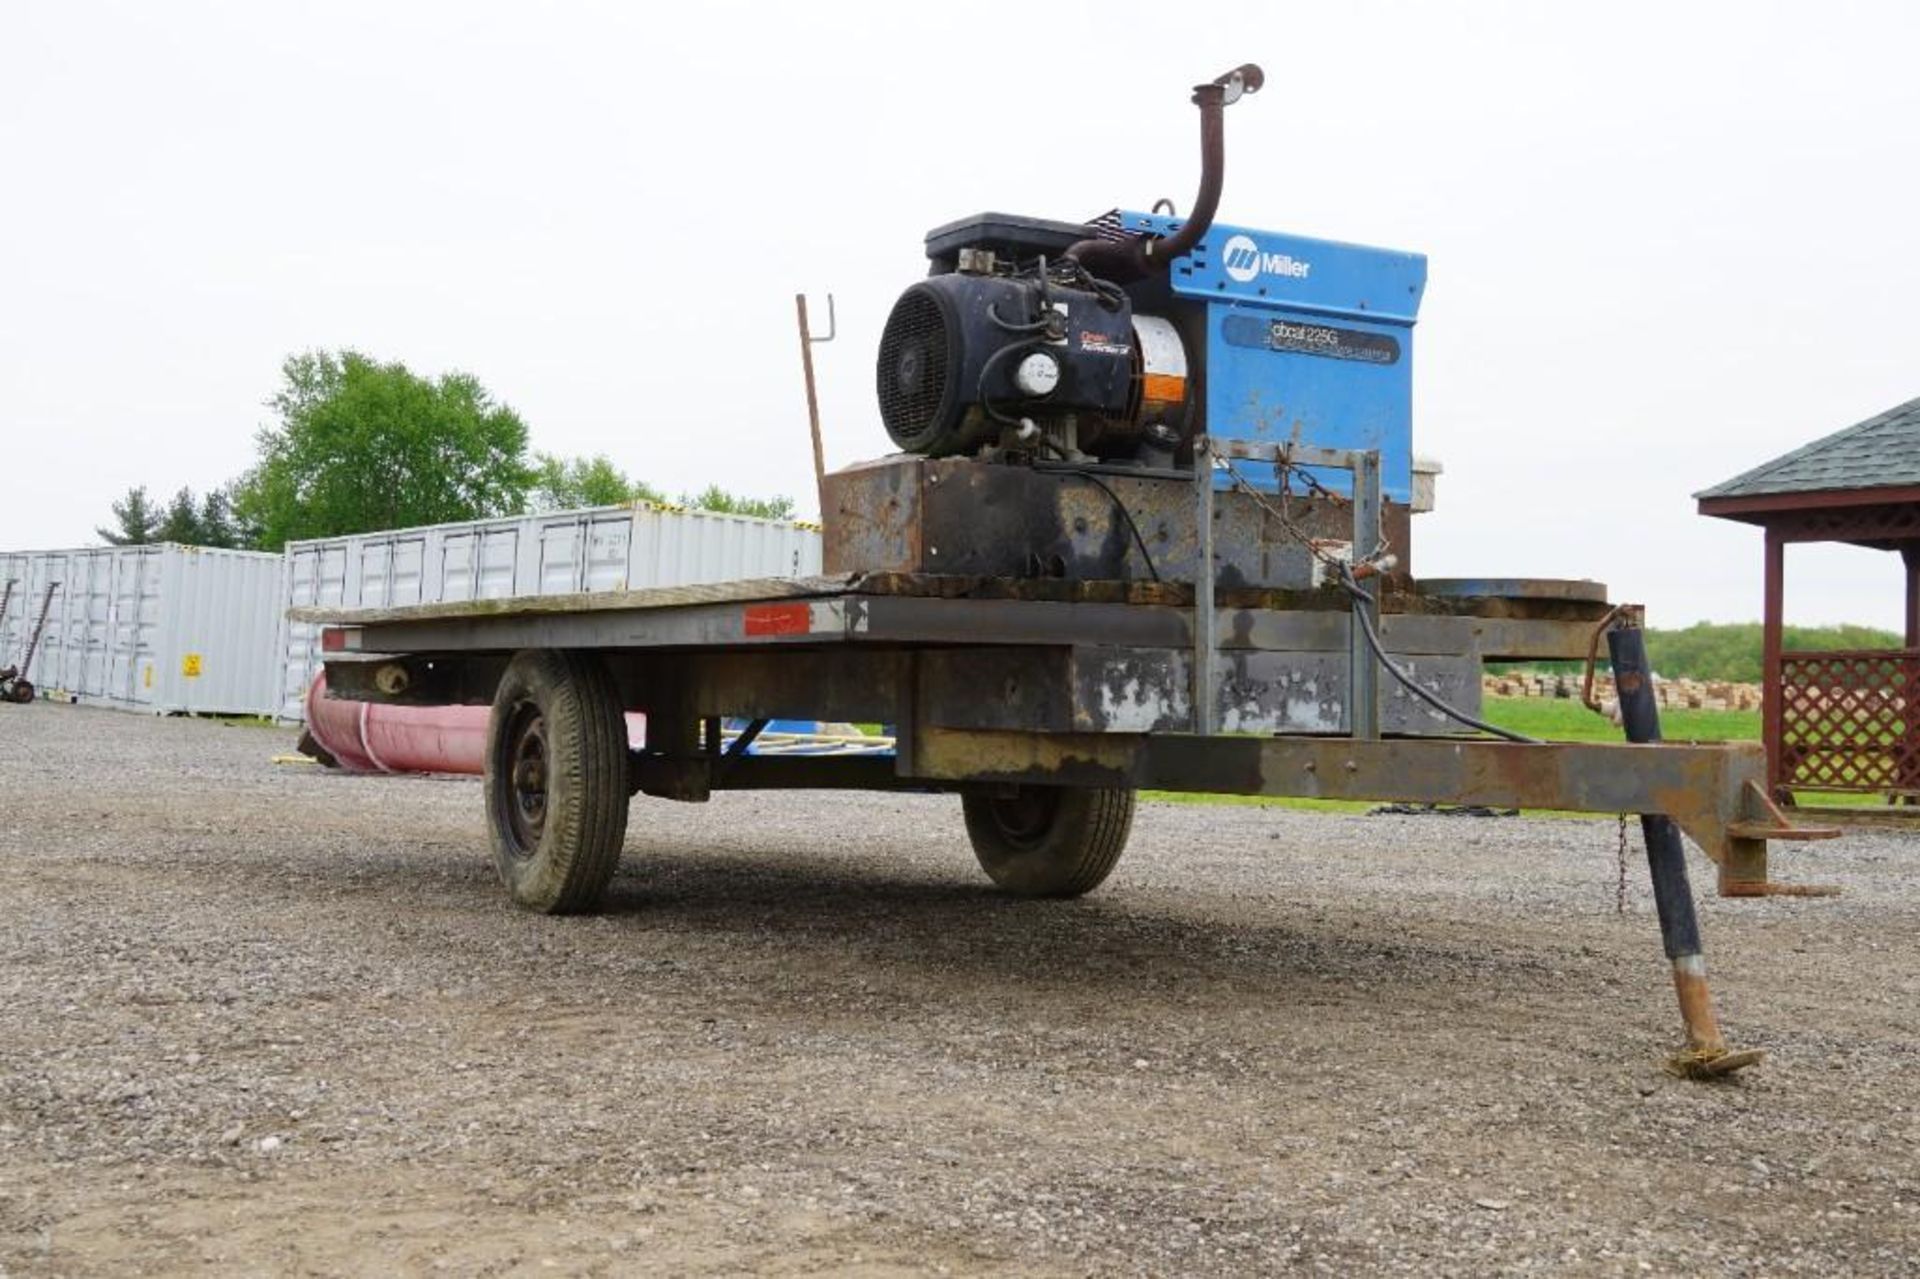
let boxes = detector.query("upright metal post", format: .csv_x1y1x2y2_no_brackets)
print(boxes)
1609,616,1761,1077
795,293,835,516
1348,449,1382,740
1193,437,1218,735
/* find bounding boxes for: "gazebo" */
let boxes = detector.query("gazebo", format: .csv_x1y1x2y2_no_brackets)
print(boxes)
1697,397,1920,804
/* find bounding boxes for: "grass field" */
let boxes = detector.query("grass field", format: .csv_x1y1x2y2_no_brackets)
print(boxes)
1143,695,1864,813
1477,695,1758,743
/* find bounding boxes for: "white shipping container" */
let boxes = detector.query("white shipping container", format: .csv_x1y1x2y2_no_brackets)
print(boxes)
0,543,284,715
279,503,824,719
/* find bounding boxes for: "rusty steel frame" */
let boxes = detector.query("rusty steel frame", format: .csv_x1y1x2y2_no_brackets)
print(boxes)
314,575,1830,900
309,579,1602,662
314,577,1827,898
903,728,1820,896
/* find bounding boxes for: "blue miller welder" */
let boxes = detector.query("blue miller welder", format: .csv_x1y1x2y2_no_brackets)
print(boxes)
833,64,1430,592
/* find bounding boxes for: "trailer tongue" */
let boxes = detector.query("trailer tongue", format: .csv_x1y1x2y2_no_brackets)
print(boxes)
301,63,1834,1077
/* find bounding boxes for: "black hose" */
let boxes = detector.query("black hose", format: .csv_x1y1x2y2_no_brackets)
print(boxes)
987,300,1052,334
1338,565,1539,744
1038,466,1162,582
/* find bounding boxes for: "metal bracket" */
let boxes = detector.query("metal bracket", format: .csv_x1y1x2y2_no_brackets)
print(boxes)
1195,436,1384,738
1192,438,1218,734
796,292,836,516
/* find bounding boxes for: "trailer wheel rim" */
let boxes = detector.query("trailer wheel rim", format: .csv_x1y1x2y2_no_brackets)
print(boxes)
982,787,1061,852
502,703,549,857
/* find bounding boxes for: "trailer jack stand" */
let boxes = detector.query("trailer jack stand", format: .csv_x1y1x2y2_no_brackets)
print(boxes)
1666,955,1762,1077
1609,618,1763,1078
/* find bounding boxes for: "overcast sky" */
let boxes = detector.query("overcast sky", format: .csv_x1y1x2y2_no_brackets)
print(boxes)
3,2,1915,629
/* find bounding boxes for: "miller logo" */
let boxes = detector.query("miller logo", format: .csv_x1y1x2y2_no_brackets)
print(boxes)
1221,233,1312,284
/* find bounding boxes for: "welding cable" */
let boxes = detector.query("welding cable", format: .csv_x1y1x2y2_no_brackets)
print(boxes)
1337,564,1540,745
1036,465,1162,582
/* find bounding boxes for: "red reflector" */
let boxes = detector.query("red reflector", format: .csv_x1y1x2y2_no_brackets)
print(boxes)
321,627,357,652
742,603,812,636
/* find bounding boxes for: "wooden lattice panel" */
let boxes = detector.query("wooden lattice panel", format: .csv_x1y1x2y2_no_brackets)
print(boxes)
1777,649,1920,792
1770,503,1920,546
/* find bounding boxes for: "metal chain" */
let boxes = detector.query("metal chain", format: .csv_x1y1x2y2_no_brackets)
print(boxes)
1616,814,1629,916
1214,454,1391,571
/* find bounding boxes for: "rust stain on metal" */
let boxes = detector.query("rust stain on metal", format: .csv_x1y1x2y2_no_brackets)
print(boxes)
1670,961,1725,1054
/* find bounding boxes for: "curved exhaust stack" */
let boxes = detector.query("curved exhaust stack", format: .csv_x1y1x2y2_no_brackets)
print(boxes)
1067,63,1265,283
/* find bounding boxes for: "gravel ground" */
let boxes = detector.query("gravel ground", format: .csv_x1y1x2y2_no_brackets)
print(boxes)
2,704,1918,1275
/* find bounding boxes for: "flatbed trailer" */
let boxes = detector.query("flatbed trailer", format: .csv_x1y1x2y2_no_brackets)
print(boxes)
303,567,1830,1076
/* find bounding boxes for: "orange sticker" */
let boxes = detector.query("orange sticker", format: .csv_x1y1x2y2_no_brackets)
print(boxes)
1142,373,1187,404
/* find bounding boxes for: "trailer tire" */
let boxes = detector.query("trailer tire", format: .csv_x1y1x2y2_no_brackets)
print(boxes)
484,650,629,914
961,784,1135,897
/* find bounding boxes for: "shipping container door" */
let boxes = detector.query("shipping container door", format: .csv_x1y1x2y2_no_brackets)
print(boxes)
583,515,632,592
536,520,585,595
281,548,318,713
20,555,61,681
281,543,350,716
359,537,426,607
107,549,145,703
0,553,25,659
44,553,80,690
31,552,67,688
127,550,165,705
477,526,520,598
439,531,478,602
78,549,116,697
9,557,40,675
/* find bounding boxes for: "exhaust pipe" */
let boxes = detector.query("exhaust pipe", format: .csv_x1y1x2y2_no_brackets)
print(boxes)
1066,63,1264,282
300,673,646,774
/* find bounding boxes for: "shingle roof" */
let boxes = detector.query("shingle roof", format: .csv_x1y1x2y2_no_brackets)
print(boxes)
1696,397,1920,500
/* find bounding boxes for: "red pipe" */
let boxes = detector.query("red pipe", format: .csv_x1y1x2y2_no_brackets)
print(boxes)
302,673,646,774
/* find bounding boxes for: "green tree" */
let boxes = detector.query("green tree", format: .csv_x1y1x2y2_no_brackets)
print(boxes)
197,487,242,549
232,350,534,550
97,486,159,545
156,486,204,544
530,452,665,511
680,483,797,521
1494,620,1906,683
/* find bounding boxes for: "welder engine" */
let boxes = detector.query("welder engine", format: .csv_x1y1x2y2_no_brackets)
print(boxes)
876,247,1188,462
869,67,1277,466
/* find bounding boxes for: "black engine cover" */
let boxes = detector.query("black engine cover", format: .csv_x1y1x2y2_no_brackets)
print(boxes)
875,272,1135,457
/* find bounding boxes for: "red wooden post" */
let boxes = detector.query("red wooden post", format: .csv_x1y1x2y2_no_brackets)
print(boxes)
1903,545,1920,800
1763,526,1786,798
1904,545,1920,649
